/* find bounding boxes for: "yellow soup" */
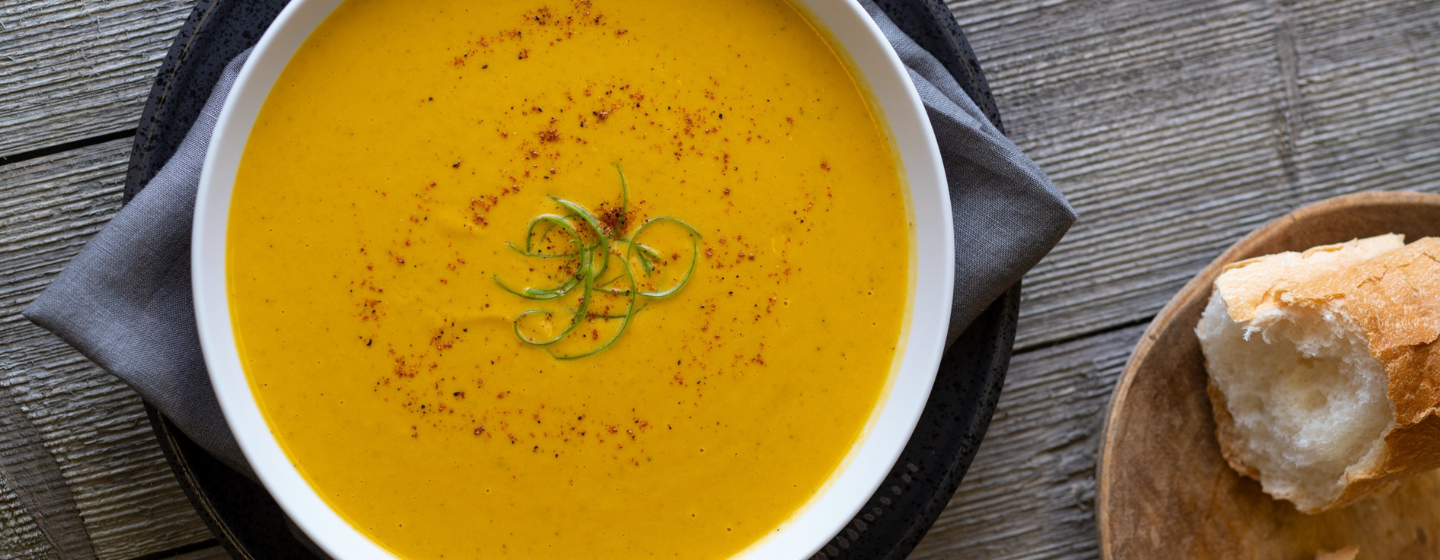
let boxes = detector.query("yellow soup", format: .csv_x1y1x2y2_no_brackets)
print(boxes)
227,0,911,558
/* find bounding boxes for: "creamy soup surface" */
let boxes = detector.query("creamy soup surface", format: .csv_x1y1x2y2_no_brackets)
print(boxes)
228,0,911,558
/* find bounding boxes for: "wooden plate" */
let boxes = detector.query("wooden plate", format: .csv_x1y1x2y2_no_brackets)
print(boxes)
1096,191,1440,560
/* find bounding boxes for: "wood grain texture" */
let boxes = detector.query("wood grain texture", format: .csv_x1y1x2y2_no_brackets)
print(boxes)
946,0,1440,350
0,139,213,559
1098,193,1440,560
0,0,196,157
910,324,1148,560
0,383,98,560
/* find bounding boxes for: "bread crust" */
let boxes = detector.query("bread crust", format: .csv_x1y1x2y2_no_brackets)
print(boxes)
1208,235,1440,513
1205,375,1260,481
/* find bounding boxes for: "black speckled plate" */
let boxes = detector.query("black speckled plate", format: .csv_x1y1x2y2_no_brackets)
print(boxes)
131,1,1018,558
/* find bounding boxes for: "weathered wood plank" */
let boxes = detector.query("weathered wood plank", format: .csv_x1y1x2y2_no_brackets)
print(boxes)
0,139,212,559
0,0,196,157
912,324,1147,560
947,0,1440,350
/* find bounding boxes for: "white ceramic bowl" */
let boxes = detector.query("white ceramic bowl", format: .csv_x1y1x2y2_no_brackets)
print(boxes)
193,1,953,558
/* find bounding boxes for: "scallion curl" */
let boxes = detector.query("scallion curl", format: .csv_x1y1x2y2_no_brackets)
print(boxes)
495,167,701,357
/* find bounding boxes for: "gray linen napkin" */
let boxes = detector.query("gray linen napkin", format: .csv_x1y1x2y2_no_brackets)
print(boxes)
24,4,1074,473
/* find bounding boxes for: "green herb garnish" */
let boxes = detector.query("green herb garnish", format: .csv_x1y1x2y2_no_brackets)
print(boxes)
495,165,700,358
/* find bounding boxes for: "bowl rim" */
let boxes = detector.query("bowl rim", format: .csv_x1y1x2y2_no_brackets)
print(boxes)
192,1,954,558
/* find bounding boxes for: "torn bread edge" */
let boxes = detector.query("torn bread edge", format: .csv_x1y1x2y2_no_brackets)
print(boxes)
1203,234,1440,513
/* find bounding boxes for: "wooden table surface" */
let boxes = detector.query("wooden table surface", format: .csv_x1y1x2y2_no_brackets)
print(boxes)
2,0,1437,558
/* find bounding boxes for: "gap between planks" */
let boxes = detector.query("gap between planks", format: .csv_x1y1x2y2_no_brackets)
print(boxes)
0,129,137,168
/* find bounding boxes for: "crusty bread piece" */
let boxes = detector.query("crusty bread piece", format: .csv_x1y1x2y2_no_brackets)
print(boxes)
1197,234,1440,513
